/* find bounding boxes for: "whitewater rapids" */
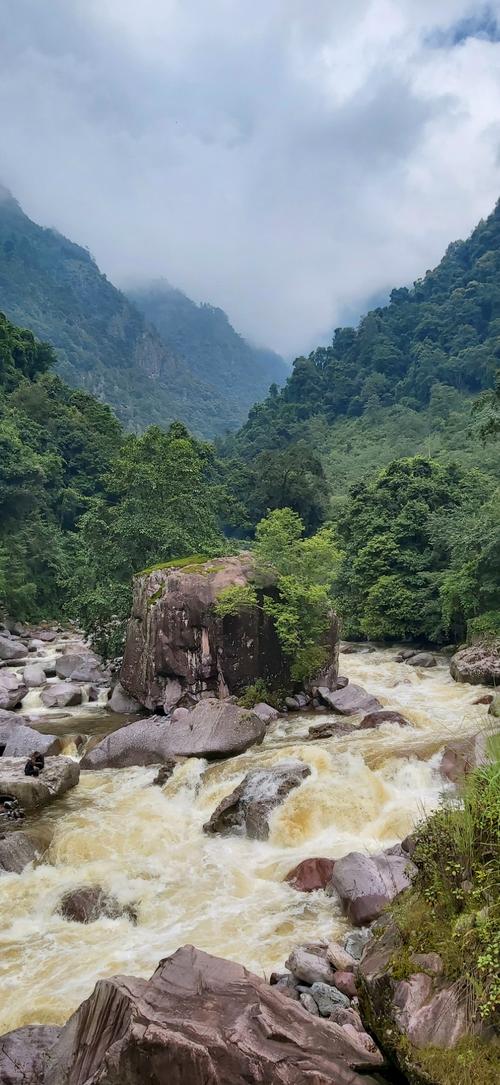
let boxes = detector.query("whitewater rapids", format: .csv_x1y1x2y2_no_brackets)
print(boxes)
0,648,490,1032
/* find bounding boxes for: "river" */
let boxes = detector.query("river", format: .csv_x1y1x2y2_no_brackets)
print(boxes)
0,646,489,1033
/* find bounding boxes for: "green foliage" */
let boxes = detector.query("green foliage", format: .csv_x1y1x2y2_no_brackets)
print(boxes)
138,554,211,576
467,611,500,643
237,679,284,710
253,509,340,682
473,371,500,443
392,760,500,1027
414,1037,500,1085
213,584,258,618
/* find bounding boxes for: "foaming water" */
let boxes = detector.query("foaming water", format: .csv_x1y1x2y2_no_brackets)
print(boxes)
0,648,491,1031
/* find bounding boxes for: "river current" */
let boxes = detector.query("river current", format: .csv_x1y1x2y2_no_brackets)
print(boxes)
0,647,490,1033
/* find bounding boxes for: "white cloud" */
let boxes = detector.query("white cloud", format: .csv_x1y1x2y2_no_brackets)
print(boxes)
0,0,500,355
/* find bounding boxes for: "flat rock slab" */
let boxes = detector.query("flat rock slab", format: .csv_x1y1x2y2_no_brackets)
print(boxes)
0,757,80,811
43,945,383,1084
204,759,310,840
0,719,61,757
0,831,38,874
318,684,381,716
327,850,416,926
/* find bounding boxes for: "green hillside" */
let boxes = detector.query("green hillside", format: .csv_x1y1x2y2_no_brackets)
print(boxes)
0,188,284,437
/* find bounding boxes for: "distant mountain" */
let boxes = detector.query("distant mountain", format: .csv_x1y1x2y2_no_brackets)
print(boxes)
0,188,285,436
128,281,287,434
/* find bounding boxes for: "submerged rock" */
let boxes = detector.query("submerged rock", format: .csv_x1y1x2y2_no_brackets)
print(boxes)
450,643,500,686
358,709,411,729
307,720,354,739
285,857,335,892
152,760,178,786
42,945,384,1084
327,849,416,925
204,758,310,840
58,886,137,924
0,757,79,811
0,831,38,874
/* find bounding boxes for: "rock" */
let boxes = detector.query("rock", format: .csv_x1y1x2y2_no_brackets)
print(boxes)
0,831,38,873
344,929,372,961
341,643,375,654
28,638,45,651
58,886,137,924
299,991,319,1015
35,630,57,642
156,698,267,759
333,971,358,999
406,653,437,668
318,684,382,716
394,649,418,661
329,1006,365,1031
163,678,182,711
411,952,443,976
0,635,25,661
108,681,141,714
285,696,300,710
359,709,411,729
0,708,27,727
310,981,351,1015
285,857,335,892
488,694,500,718
308,720,354,739
40,682,82,708
0,757,79,811
0,674,28,710
120,554,339,710
1,720,61,757
285,945,337,986
252,702,279,723
152,760,178,786
81,716,174,770
439,733,488,782
43,945,385,1084
171,706,190,723
54,653,92,679
271,974,300,1000
473,694,493,705
0,1025,61,1084
204,759,310,840
450,643,500,686
22,663,46,688
327,850,416,925
326,943,356,972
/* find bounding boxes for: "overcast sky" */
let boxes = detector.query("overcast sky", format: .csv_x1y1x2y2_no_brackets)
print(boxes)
1,1,500,357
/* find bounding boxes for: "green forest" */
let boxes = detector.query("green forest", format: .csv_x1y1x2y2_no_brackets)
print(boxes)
1,199,500,663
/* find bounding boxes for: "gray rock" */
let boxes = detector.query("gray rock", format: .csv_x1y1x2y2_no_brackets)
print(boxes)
285,696,300,710
344,929,372,961
0,674,28,710
1,720,61,757
271,973,300,1001
163,678,182,711
299,991,319,1015
0,1025,61,1084
28,638,45,651
0,635,25,661
158,698,267,759
285,945,337,986
0,831,38,873
22,663,46,688
450,644,500,686
328,851,416,925
0,757,80,811
171,706,190,723
317,683,381,716
40,682,83,708
253,702,279,723
326,943,356,972
310,981,350,1016
108,681,141,714
0,709,27,727
81,716,174,770
203,759,311,840
406,653,436,668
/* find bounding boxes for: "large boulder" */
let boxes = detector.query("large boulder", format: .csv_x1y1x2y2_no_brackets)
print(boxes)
40,683,83,708
285,857,336,892
0,673,28,710
450,644,500,686
0,1025,61,1084
0,720,61,757
120,554,339,710
22,663,47,688
0,635,25,661
203,759,310,840
43,945,383,1084
327,850,416,926
80,716,174,770
0,831,38,873
318,684,381,716
54,653,109,685
0,757,79,811
58,886,137,924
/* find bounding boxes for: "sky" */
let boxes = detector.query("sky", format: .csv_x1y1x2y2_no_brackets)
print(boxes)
1,1,500,358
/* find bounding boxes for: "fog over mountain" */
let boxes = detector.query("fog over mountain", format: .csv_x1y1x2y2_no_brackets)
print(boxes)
1,1,500,355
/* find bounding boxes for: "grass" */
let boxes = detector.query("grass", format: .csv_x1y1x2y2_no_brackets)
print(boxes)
136,554,212,576
413,1037,500,1085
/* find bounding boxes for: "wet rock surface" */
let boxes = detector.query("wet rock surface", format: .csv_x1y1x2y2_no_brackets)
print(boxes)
0,719,61,757
80,716,174,769
285,857,335,892
58,886,137,925
204,758,310,839
0,673,28,710
0,831,38,874
0,757,80,811
41,945,384,1084
40,683,83,709
358,709,410,729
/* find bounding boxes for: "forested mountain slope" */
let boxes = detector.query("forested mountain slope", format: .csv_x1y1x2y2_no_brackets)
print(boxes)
0,188,283,437
227,199,500,479
128,281,286,432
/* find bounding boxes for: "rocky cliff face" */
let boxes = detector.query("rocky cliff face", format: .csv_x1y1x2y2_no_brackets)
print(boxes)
121,555,311,712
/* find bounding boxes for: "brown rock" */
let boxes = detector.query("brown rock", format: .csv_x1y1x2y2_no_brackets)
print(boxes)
0,1025,61,1084
58,886,137,924
285,857,335,892
450,644,500,686
327,850,416,926
152,760,178,786
204,759,310,840
359,710,410,729
473,694,493,705
326,943,356,972
308,720,354,739
439,733,488,782
333,971,358,999
43,945,385,1084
